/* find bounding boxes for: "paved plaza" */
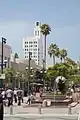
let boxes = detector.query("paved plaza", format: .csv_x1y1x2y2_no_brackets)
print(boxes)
4,101,80,120
3,97,80,120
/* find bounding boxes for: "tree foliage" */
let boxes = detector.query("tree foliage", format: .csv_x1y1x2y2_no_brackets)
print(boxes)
40,24,51,36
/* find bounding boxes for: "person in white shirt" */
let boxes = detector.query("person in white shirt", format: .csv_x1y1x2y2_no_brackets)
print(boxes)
6,88,13,107
14,88,17,103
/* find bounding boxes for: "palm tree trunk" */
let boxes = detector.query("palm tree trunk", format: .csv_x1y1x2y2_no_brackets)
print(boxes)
44,35,46,69
53,55,55,66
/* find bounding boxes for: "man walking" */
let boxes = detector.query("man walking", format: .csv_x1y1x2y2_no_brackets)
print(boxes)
14,88,17,103
0,90,3,120
17,88,23,106
6,88,13,107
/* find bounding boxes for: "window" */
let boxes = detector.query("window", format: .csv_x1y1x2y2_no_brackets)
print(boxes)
35,31,37,36
25,42,26,44
38,31,39,36
34,41,37,44
27,42,28,44
29,49,32,51
29,45,32,47
25,45,26,47
35,45,37,47
27,49,28,51
25,52,26,54
29,41,33,44
25,49,26,51
25,56,26,58
34,49,37,51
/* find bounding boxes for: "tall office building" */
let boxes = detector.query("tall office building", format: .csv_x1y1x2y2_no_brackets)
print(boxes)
22,22,43,66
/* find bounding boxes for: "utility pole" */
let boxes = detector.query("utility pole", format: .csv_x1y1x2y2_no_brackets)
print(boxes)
0,37,6,120
28,52,32,95
1,37,6,74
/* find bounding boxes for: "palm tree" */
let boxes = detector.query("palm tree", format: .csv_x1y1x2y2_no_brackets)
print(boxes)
40,24,51,69
48,43,59,66
59,49,67,63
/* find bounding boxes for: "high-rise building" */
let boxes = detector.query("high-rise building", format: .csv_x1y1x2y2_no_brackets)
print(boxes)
22,22,43,66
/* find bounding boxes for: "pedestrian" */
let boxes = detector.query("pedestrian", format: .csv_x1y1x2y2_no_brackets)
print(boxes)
6,88,13,107
14,88,17,103
27,95,31,105
0,90,3,120
1,89,6,106
39,87,43,100
17,88,23,106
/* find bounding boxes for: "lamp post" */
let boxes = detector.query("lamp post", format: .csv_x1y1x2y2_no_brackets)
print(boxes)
26,66,33,95
42,59,46,92
27,52,32,95
0,37,6,120
1,37,6,74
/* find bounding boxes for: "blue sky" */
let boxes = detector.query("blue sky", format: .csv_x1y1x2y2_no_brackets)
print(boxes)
0,0,80,66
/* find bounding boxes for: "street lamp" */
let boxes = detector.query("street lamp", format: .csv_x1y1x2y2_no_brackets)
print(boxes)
40,69,46,93
0,37,6,120
26,52,32,95
1,37,6,73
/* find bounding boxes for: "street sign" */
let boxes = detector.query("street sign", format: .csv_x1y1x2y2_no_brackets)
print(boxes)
0,74,5,79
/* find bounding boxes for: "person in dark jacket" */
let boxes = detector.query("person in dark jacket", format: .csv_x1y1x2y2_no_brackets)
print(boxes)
17,88,23,106
0,90,3,120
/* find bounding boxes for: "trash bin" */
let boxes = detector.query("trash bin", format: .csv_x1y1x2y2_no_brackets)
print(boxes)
42,100,47,107
47,100,51,107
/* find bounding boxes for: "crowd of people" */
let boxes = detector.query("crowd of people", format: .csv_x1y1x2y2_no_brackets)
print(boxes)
0,88,24,106
0,86,43,107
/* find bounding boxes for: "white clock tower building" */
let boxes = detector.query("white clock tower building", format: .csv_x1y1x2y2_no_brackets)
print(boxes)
23,21,43,66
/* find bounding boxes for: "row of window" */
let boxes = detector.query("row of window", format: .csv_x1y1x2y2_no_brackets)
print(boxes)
25,49,37,51
25,56,38,60
25,55,37,58
35,31,39,36
25,52,37,54
25,41,37,44
25,45,37,47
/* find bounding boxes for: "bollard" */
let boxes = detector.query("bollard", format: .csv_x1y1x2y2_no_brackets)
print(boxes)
38,104,42,114
78,112,80,120
68,105,72,114
10,105,13,115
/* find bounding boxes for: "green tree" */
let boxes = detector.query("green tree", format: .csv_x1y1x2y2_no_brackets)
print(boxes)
4,68,16,87
59,49,67,63
48,43,59,66
40,24,51,68
46,63,71,89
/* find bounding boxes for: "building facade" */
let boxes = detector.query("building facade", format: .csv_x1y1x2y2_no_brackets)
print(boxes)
0,42,12,68
22,22,43,66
